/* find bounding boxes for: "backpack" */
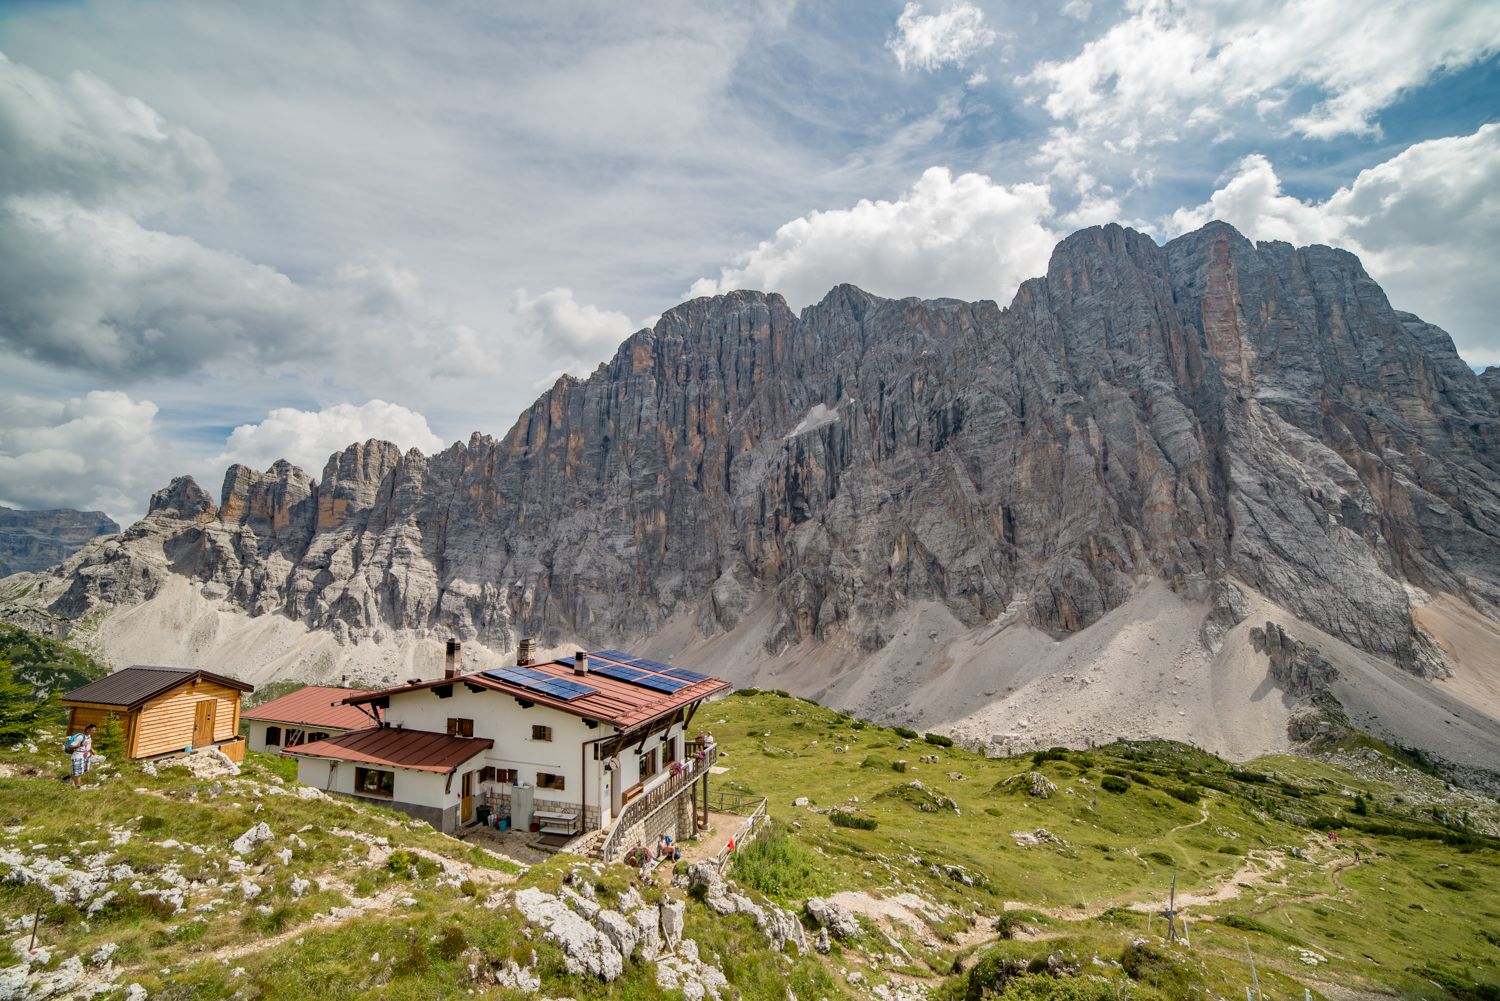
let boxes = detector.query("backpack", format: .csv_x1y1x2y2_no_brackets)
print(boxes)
63,734,85,755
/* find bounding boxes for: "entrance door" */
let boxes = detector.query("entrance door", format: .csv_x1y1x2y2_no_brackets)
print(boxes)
461,771,473,824
192,701,216,748
609,770,621,819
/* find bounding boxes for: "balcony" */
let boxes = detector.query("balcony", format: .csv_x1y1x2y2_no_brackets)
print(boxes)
600,740,717,863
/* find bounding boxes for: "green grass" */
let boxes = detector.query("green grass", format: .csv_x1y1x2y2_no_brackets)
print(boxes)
3,698,1500,1001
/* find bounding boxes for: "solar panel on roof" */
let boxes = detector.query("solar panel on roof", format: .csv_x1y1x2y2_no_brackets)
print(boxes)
663,667,709,683
632,674,688,694
591,649,636,663
592,662,649,683
629,658,674,673
482,668,597,701
530,678,596,701
556,656,574,667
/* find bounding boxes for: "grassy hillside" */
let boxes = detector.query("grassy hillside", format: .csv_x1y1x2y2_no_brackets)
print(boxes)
0,624,108,699
0,691,1497,1001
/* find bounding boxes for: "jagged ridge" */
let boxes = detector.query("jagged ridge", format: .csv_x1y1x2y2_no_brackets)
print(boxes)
15,221,1500,682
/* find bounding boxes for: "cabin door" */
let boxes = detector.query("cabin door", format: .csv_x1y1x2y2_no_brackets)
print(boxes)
461,771,473,824
192,701,216,748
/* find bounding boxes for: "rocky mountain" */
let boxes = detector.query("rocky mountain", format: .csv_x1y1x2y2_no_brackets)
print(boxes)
0,506,118,577
5,220,1500,785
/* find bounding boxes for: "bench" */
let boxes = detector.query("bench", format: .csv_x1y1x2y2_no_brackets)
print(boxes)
534,810,579,835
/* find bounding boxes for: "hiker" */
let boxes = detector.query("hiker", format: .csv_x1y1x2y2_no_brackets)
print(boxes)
66,724,96,788
658,834,681,861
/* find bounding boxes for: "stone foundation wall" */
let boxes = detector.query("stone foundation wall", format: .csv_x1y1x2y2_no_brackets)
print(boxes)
330,792,457,834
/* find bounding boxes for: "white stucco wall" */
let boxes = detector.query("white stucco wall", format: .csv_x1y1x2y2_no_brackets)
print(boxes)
246,719,351,752
378,681,692,829
294,753,482,810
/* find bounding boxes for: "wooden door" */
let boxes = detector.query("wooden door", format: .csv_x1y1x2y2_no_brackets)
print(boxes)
192,700,216,748
461,771,473,824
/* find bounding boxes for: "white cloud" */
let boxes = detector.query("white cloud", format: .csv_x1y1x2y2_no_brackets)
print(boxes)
208,401,448,481
887,2,998,72
688,166,1059,310
0,390,169,527
1168,124,1500,366
1023,0,1500,207
1027,0,1500,142
0,52,499,382
1061,2,1092,22
511,287,641,369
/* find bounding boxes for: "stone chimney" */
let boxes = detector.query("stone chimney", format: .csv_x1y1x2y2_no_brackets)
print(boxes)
574,650,588,677
445,639,461,679
517,638,536,667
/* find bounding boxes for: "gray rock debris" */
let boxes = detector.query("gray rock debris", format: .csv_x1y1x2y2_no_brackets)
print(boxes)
512,887,623,981
806,897,860,938
1251,622,1339,696
230,823,274,855
660,898,685,950
593,910,637,959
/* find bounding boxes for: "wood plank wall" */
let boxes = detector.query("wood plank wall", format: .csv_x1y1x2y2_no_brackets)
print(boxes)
134,681,243,757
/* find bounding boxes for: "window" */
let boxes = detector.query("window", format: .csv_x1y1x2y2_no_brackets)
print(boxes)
264,726,281,747
638,748,658,782
537,772,566,791
497,768,518,784
531,724,552,742
478,766,495,782
355,767,395,798
665,736,677,763
284,729,305,746
447,718,474,738
308,732,329,743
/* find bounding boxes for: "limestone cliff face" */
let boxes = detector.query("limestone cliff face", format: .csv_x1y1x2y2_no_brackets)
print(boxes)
0,506,119,578
18,222,1500,680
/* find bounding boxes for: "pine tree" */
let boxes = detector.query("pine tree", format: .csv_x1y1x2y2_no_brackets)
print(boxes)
0,658,61,745
96,712,127,757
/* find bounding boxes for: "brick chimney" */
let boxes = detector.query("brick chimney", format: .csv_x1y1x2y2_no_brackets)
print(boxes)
517,638,536,667
445,639,461,679
574,650,588,676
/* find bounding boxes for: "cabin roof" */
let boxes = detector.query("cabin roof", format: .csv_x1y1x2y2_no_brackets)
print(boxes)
342,653,729,731
241,686,378,730
62,666,254,712
282,727,492,774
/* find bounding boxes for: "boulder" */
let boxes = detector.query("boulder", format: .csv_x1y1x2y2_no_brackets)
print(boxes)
230,823,274,856
805,897,859,938
660,898,685,950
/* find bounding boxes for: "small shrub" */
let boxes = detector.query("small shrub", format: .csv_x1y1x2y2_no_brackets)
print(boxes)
1126,771,1152,787
1144,850,1175,867
1217,914,1301,945
731,820,821,899
773,690,790,698
386,849,437,878
860,754,891,770
992,910,1044,939
436,926,468,960
984,807,1003,817
459,879,479,897
924,733,954,747
893,727,918,740
830,811,878,831
1229,769,1270,784
1164,785,1200,804
1309,816,1344,831
735,688,761,696
1352,795,1368,815
1121,941,1200,995
1032,750,1068,766
1101,775,1130,794
1218,844,1242,855
1436,878,1473,892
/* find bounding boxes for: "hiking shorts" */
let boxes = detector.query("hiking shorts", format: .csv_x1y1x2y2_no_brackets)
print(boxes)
71,753,88,777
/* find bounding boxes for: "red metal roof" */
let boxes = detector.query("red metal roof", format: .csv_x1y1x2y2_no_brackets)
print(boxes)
242,686,377,730
343,657,730,731
283,727,493,773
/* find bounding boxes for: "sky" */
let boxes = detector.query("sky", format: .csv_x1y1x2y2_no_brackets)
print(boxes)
0,0,1496,527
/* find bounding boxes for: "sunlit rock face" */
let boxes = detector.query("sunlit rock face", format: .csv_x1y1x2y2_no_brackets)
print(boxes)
23,221,1500,680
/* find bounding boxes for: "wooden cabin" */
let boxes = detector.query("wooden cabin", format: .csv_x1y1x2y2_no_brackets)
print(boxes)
62,667,254,761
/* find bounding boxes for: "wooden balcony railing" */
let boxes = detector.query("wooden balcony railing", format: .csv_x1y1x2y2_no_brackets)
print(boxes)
601,740,717,863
